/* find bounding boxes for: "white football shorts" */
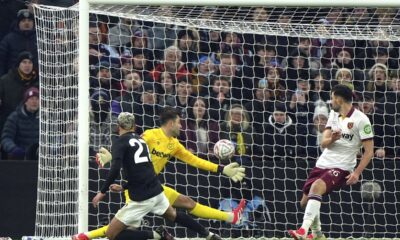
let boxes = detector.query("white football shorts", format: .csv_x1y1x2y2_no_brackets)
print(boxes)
115,192,169,227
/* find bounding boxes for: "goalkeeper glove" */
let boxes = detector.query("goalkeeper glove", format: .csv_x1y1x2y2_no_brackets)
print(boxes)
96,147,112,168
218,162,246,183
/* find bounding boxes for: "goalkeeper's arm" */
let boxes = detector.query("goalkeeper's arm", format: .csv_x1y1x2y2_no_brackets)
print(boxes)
174,142,246,182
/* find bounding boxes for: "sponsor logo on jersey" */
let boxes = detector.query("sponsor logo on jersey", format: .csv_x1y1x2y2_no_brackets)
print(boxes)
341,133,354,141
151,148,171,159
347,122,354,129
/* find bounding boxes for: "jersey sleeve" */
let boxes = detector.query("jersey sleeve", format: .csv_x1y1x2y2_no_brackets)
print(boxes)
325,111,334,129
358,116,374,141
173,140,219,173
100,138,125,193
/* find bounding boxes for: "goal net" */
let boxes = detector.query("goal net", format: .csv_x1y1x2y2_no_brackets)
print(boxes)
33,3,400,239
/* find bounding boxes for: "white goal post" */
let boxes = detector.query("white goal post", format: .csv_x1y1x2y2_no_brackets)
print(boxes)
33,0,400,238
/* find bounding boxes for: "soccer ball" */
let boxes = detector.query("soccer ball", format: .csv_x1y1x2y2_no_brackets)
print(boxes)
214,139,235,160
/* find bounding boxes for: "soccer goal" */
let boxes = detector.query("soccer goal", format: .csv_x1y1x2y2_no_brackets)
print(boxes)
33,0,400,239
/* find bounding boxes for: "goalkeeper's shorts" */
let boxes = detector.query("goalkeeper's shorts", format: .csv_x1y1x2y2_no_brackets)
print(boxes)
124,184,180,205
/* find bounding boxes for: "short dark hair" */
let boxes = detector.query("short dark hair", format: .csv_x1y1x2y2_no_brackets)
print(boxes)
332,84,353,102
160,107,181,125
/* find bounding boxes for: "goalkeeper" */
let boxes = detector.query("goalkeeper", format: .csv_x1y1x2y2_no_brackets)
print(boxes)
74,107,246,240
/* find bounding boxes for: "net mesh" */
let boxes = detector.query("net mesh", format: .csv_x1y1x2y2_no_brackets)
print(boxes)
34,4,400,239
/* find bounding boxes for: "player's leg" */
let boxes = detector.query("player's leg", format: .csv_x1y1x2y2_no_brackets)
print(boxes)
299,193,325,240
163,185,245,224
157,195,219,240
289,179,326,240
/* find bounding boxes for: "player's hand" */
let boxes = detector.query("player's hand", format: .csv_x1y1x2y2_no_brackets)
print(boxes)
345,172,360,185
96,147,112,168
92,192,106,208
331,130,342,142
375,148,385,158
109,184,123,192
223,162,246,183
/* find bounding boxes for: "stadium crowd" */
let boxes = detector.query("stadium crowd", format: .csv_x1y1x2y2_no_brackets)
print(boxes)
0,3,400,163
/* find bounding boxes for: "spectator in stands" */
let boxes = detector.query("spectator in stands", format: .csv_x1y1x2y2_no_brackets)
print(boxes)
88,23,119,66
1,87,39,160
89,88,112,157
146,7,182,59
191,55,215,96
156,71,176,107
150,45,188,82
0,9,38,76
119,53,134,79
366,63,389,100
263,67,286,103
334,68,357,92
199,28,221,54
332,48,355,70
111,71,143,116
207,76,237,122
244,78,274,134
331,48,365,92
90,61,120,99
358,93,394,158
166,76,194,119
108,18,139,47
220,104,259,163
285,51,310,91
311,28,345,68
216,53,252,102
288,79,314,140
382,70,400,115
355,38,399,69
263,102,296,161
309,73,330,102
253,45,279,81
307,101,329,158
220,32,253,67
175,29,200,71
119,82,159,135
0,1,26,41
180,97,219,158
122,30,155,69
0,51,38,133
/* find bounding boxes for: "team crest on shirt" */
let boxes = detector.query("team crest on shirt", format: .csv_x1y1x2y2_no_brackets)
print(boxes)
347,122,354,129
167,143,174,150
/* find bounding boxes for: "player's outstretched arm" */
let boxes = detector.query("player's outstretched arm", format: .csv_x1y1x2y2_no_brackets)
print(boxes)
174,143,245,182
346,139,374,185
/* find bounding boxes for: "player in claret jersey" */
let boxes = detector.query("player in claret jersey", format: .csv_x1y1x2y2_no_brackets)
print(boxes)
288,85,374,240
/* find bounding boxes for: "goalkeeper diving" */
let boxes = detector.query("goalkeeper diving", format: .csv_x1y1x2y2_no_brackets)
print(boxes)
73,107,246,240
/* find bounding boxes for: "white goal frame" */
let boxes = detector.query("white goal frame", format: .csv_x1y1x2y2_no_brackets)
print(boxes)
77,0,400,233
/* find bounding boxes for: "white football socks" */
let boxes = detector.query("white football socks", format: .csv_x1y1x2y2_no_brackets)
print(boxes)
301,196,322,233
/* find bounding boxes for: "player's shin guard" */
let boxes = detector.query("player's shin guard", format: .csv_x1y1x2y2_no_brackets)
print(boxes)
87,225,108,239
114,229,154,240
189,203,229,222
301,194,322,233
175,212,209,237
